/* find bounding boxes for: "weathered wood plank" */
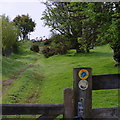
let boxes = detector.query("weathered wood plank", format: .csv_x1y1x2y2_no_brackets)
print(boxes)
92,107,120,119
1,103,64,115
92,74,120,90
64,87,74,118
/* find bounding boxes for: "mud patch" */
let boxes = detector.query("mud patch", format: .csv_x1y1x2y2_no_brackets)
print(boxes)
2,64,34,93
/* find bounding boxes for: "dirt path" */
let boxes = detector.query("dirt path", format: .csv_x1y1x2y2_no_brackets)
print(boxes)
2,64,34,93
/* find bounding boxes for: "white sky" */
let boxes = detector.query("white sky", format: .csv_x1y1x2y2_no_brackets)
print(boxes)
0,0,51,40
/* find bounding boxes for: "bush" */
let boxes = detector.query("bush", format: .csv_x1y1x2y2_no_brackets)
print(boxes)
42,45,68,58
113,46,120,64
41,34,71,58
1,15,20,56
114,51,120,63
12,42,20,54
43,39,52,45
30,44,39,52
42,47,54,58
2,47,12,57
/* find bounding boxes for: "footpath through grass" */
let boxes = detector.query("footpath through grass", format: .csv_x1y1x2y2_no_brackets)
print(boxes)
2,41,43,104
2,43,119,111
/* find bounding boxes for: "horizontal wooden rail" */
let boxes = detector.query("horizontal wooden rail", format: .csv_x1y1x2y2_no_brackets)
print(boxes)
92,74,120,90
1,103,64,115
92,107,119,119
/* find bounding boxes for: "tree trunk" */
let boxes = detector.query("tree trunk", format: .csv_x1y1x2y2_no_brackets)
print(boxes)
72,38,81,53
75,43,80,53
86,47,90,53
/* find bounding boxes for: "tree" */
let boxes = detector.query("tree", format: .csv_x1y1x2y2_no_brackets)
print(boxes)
42,1,120,63
109,17,120,64
41,2,84,53
94,2,120,64
13,14,36,40
109,3,120,64
41,2,100,53
1,15,20,56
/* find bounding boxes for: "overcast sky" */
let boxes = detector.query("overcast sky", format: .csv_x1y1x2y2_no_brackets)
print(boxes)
0,0,51,40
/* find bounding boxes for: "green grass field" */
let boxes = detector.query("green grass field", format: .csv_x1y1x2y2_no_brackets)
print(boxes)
2,42,119,112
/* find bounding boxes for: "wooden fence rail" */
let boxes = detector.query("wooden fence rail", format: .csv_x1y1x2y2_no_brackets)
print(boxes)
92,74,120,90
1,103,64,115
1,101,120,119
73,68,120,119
1,68,120,120
92,107,119,119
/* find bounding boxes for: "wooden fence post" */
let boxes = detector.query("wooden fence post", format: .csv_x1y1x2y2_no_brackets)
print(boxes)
64,87,74,119
73,68,92,119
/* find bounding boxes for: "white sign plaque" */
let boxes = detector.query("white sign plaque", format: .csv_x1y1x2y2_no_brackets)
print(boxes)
78,80,88,90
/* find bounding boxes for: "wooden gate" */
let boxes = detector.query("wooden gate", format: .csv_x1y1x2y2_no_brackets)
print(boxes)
64,68,120,119
1,67,120,119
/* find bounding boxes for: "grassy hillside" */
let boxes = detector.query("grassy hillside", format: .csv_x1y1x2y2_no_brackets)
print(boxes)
38,45,119,108
2,42,119,110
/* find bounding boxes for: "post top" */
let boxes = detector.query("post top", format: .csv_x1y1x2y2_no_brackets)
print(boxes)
73,67,92,70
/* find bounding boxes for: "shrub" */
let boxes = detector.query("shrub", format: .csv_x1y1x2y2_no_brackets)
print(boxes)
2,47,13,56
114,51,120,64
42,34,71,58
1,15,20,56
43,39,52,45
42,45,68,58
30,44,39,52
42,47,54,58
12,42,20,54
113,46,120,64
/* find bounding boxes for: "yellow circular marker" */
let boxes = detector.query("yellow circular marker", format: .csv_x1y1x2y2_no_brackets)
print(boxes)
78,69,89,79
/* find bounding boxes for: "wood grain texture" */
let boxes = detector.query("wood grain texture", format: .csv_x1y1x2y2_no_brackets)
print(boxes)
64,87,74,118
1,103,64,115
92,74,120,90
92,107,120,119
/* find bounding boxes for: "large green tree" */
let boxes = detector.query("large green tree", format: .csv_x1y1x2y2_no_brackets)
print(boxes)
41,2,100,53
41,2,83,53
13,14,36,40
42,2,120,64
94,2,120,64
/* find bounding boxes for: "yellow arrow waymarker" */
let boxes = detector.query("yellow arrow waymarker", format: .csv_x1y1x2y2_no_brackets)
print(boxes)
78,69,89,80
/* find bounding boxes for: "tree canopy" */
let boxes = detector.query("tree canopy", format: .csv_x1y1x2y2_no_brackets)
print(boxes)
42,2,82,52
13,14,36,40
95,2,120,64
41,2,102,53
42,2,120,64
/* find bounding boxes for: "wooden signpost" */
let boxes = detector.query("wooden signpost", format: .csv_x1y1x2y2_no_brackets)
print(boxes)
73,68,92,119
